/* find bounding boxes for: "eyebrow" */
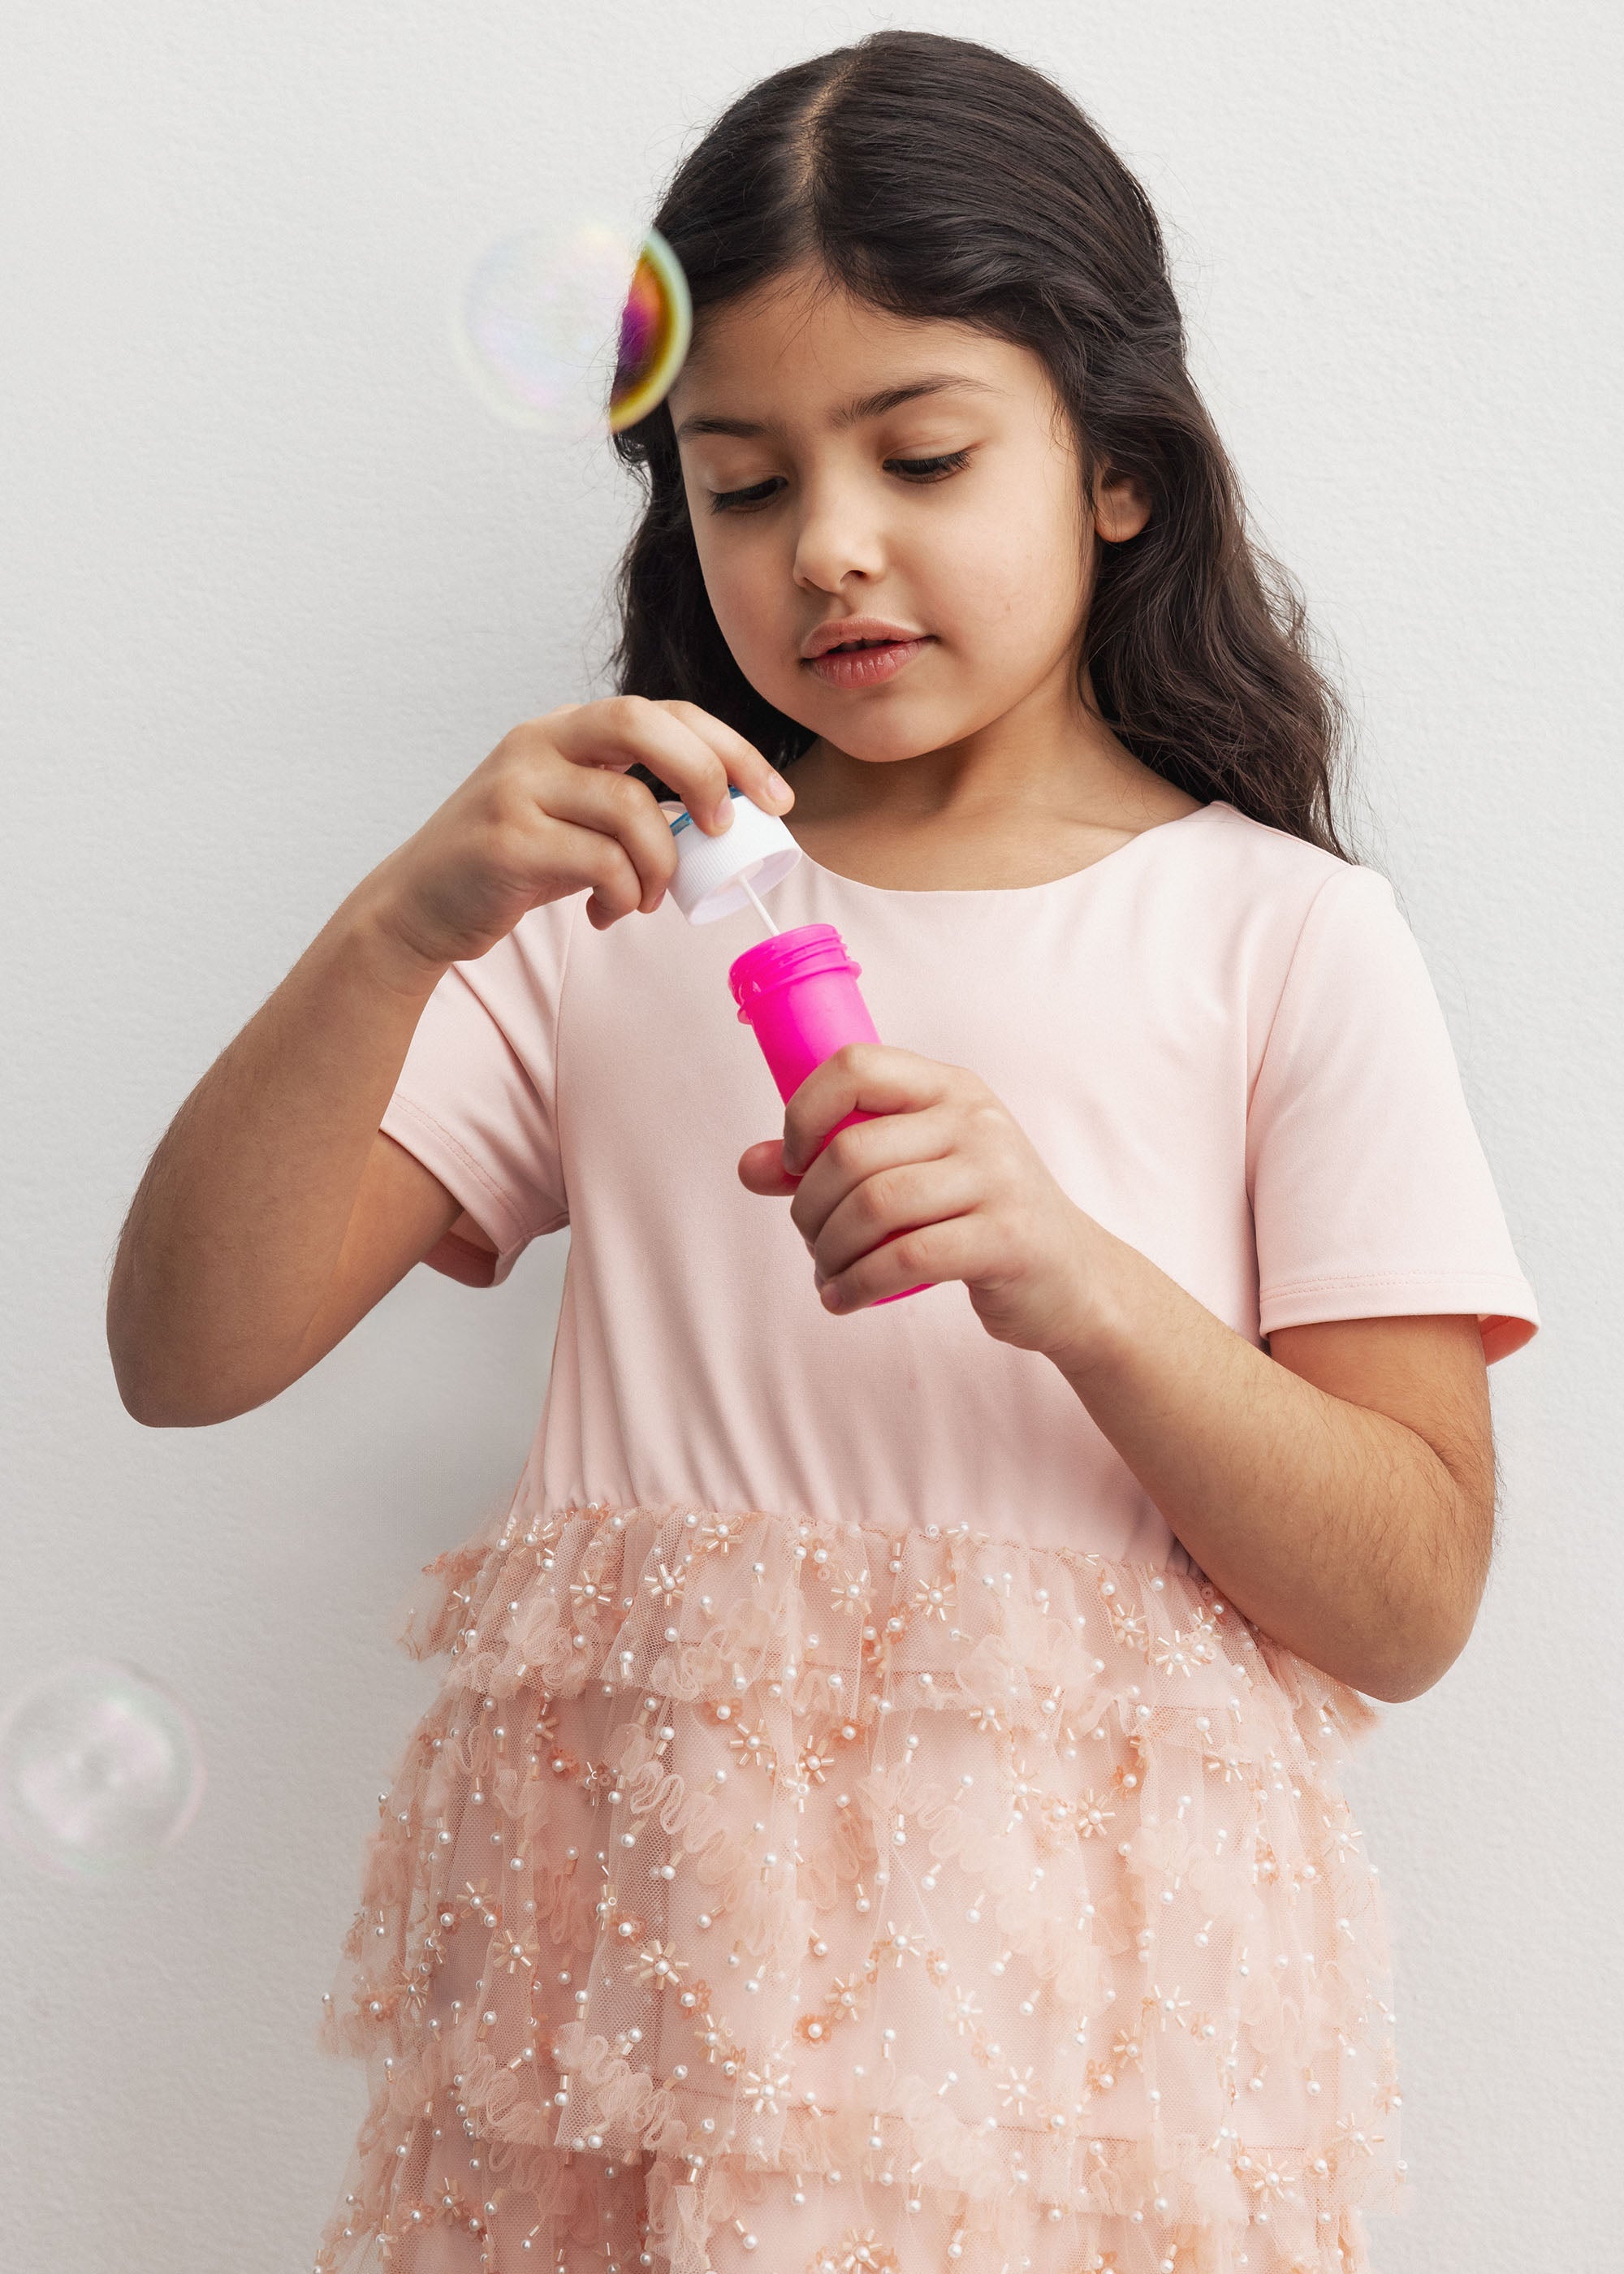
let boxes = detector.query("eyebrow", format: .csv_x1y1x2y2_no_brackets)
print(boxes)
672,372,1002,443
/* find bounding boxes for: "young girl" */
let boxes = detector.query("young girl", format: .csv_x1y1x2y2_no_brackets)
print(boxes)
108,30,1539,2274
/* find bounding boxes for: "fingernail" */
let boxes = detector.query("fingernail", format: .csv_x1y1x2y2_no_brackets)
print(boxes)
712,793,735,830
765,771,793,807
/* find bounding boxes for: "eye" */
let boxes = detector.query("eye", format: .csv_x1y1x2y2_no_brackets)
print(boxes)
705,449,973,515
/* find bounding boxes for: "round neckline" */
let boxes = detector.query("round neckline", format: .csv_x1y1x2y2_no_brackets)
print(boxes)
786,797,1228,898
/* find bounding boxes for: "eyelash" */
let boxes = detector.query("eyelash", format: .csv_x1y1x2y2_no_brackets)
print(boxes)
705,450,973,515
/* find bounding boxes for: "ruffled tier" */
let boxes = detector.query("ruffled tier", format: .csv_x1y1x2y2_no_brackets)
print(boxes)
312,1491,1407,2273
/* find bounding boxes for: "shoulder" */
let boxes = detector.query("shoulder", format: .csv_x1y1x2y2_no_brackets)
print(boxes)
1168,806,1415,1053
1187,801,1401,956
1191,800,1384,905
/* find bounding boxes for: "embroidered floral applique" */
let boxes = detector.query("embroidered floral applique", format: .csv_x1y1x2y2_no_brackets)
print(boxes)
315,1496,1403,2274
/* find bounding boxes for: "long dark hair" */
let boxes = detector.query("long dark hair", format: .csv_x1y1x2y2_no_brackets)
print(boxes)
608,29,1363,861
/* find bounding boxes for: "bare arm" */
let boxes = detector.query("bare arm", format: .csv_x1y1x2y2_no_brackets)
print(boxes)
107,698,796,1428
757,1043,1497,1708
1052,1226,1497,1703
107,891,459,1426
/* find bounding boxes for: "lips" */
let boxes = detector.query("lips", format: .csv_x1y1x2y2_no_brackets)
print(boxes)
801,616,929,659
806,636,932,690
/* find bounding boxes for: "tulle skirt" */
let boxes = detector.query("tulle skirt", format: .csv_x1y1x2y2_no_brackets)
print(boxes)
312,1492,1406,2273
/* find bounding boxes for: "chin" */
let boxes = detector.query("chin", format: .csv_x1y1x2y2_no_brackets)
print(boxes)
797,705,957,766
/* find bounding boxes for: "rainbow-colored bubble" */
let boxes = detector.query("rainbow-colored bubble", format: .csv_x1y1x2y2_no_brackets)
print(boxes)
456,219,691,441
609,229,692,432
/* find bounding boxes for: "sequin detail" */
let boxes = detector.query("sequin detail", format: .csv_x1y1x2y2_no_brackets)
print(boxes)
312,1494,1407,2272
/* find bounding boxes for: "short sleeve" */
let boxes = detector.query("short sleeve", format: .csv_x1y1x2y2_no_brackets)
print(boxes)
1246,863,1539,1363
379,893,578,1288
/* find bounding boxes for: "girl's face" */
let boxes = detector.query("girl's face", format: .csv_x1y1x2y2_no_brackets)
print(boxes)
665,261,1148,775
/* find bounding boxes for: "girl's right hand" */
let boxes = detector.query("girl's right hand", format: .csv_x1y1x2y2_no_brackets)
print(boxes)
362,697,797,979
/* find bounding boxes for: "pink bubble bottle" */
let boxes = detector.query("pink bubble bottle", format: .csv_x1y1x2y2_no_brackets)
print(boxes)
663,786,930,1304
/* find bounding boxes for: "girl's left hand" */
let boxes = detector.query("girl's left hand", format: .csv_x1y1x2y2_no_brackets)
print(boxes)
735,1041,1106,1364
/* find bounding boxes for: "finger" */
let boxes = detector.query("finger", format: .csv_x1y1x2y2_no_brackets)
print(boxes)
781,1044,961,1178
536,723,717,915
811,1155,983,1284
547,696,741,903
736,1139,801,1198
529,799,672,923
553,695,774,841
548,698,788,918
788,1103,960,1251
817,1209,985,1314
656,700,796,820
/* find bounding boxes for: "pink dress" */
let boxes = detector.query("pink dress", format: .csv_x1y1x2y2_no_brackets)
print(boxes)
313,799,1538,2274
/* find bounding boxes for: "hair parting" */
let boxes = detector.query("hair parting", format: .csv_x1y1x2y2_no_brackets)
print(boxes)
608,29,1364,861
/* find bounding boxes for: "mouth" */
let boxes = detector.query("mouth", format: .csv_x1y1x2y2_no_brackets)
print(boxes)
804,635,934,689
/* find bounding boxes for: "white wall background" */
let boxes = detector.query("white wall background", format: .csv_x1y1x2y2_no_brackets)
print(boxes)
2,3,1618,2266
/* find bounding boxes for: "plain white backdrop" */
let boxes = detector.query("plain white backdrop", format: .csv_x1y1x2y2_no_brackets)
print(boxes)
2,3,1618,2266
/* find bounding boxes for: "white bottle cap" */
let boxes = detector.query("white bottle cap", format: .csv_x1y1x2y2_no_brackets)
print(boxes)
660,787,803,923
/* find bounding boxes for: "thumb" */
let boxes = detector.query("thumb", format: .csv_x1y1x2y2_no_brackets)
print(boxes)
736,1137,802,1197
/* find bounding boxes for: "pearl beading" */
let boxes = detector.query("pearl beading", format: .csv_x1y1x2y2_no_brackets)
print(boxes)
311,1494,1405,2274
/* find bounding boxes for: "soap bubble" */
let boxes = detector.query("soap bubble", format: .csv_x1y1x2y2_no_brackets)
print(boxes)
0,1658,205,1880
455,219,691,440
609,229,692,433
456,218,634,436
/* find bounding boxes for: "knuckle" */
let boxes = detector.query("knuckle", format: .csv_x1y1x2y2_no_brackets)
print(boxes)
603,766,646,808
481,778,522,829
582,832,633,887
968,1093,1004,1137
495,734,555,798
490,758,539,809
484,791,538,853
484,741,527,796
490,813,538,868
855,1168,897,1224
890,1230,928,1277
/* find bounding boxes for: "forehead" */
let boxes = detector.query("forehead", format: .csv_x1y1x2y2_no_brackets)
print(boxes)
667,267,1043,439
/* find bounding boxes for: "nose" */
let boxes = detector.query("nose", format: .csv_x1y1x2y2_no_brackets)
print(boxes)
791,467,888,593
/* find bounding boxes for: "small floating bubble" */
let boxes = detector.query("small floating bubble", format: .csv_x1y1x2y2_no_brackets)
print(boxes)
0,1658,205,1878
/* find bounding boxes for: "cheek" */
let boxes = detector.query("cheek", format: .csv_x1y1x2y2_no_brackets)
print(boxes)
705,557,786,668
690,525,778,651
679,469,758,629
942,483,1084,647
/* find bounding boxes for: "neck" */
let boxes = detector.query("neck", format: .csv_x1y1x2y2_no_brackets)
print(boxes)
788,712,1177,840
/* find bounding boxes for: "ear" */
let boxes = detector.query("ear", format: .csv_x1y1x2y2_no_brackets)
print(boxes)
1093,461,1152,544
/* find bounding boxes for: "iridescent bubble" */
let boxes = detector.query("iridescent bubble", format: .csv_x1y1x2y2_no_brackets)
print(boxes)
609,229,693,432
0,1658,205,1879
455,219,692,440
